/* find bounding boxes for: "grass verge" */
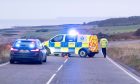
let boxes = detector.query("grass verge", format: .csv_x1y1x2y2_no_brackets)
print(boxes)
107,42,140,72
0,43,11,64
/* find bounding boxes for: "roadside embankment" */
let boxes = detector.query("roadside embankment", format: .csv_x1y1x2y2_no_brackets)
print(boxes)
107,40,140,73
0,43,11,64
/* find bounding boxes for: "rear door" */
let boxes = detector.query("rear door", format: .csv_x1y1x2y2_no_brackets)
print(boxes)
89,35,99,52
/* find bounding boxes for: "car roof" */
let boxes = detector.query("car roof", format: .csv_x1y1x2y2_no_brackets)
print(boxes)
15,39,39,42
56,34,93,36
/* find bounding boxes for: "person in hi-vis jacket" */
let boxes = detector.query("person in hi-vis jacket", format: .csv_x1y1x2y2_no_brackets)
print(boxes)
100,37,108,58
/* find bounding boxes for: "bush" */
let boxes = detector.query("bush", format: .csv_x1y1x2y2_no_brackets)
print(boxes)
0,43,11,63
134,28,140,36
108,32,138,41
35,29,48,32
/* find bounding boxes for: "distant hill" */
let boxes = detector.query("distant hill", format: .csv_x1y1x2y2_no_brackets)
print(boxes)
87,16,140,27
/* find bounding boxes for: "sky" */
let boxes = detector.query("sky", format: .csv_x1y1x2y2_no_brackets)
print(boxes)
0,0,140,26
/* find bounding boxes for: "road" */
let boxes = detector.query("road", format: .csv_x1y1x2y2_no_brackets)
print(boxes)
0,53,140,84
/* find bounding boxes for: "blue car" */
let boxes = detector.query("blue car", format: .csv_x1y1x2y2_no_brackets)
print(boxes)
10,39,47,64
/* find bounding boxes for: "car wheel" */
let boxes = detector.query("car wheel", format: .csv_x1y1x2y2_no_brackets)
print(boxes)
38,54,43,64
43,56,47,62
78,49,87,58
88,52,95,58
38,60,42,64
10,59,15,64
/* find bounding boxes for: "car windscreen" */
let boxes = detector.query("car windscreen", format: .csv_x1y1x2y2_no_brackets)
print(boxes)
14,40,36,48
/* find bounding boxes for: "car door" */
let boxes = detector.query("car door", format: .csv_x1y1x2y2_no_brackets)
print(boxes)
65,35,77,53
50,35,64,53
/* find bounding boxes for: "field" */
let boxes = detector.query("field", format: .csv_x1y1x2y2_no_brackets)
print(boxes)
99,25,140,34
107,41,140,72
1,24,140,43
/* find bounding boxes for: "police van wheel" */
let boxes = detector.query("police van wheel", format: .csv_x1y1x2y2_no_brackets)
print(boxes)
79,49,87,58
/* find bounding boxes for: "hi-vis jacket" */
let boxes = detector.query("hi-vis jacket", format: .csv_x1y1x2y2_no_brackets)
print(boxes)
100,38,108,48
43,34,99,55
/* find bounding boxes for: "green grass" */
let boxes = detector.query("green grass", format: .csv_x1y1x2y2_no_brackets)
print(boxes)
19,24,140,42
98,25,140,34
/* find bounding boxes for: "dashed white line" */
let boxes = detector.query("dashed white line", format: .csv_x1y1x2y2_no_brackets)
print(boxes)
64,58,68,63
46,58,69,84
0,62,9,67
56,65,63,72
107,57,140,83
46,74,56,84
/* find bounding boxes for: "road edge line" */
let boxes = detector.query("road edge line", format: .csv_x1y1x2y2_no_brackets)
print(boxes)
0,62,9,67
107,56,140,83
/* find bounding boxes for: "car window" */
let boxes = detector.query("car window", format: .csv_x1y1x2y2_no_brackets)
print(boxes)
65,35,77,42
36,40,42,49
51,35,63,42
14,41,35,48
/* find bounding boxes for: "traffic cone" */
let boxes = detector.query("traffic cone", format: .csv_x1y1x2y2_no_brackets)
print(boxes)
64,54,69,59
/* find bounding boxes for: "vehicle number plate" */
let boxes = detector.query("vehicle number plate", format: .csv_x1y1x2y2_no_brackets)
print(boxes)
19,50,29,53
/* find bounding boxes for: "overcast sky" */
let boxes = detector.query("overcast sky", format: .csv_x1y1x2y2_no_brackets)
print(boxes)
0,0,140,20
0,0,140,27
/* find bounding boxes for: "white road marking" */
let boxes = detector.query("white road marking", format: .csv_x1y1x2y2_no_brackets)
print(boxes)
107,57,140,83
0,62,9,67
56,65,63,72
64,58,68,63
46,58,69,84
46,74,56,84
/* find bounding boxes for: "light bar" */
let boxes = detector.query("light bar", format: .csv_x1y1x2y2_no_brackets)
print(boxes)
68,29,79,35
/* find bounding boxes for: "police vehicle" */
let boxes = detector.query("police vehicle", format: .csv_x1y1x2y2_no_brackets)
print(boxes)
10,39,47,64
43,34,99,57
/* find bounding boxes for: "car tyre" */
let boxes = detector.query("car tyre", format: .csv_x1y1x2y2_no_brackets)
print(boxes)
38,60,42,64
10,59,15,64
38,55,43,64
43,56,47,62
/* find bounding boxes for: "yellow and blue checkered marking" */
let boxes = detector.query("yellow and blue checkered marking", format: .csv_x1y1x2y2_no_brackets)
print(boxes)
43,35,99,54
46,41,88,53
61,42,68,47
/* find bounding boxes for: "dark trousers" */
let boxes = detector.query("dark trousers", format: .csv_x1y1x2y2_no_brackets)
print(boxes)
102,48,106,58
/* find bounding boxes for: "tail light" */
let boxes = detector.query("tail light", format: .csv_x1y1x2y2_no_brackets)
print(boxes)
11,48,18,51
31,49,40,52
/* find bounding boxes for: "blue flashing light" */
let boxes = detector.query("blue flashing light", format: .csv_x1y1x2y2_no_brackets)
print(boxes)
17,41,21,43
15,44,20,47
29,44,35,48
68,29,79,35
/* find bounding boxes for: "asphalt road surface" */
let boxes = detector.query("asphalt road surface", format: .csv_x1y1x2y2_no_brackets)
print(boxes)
0,53,140,84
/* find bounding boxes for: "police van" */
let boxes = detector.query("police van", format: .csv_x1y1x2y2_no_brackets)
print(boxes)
43,34,99,57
